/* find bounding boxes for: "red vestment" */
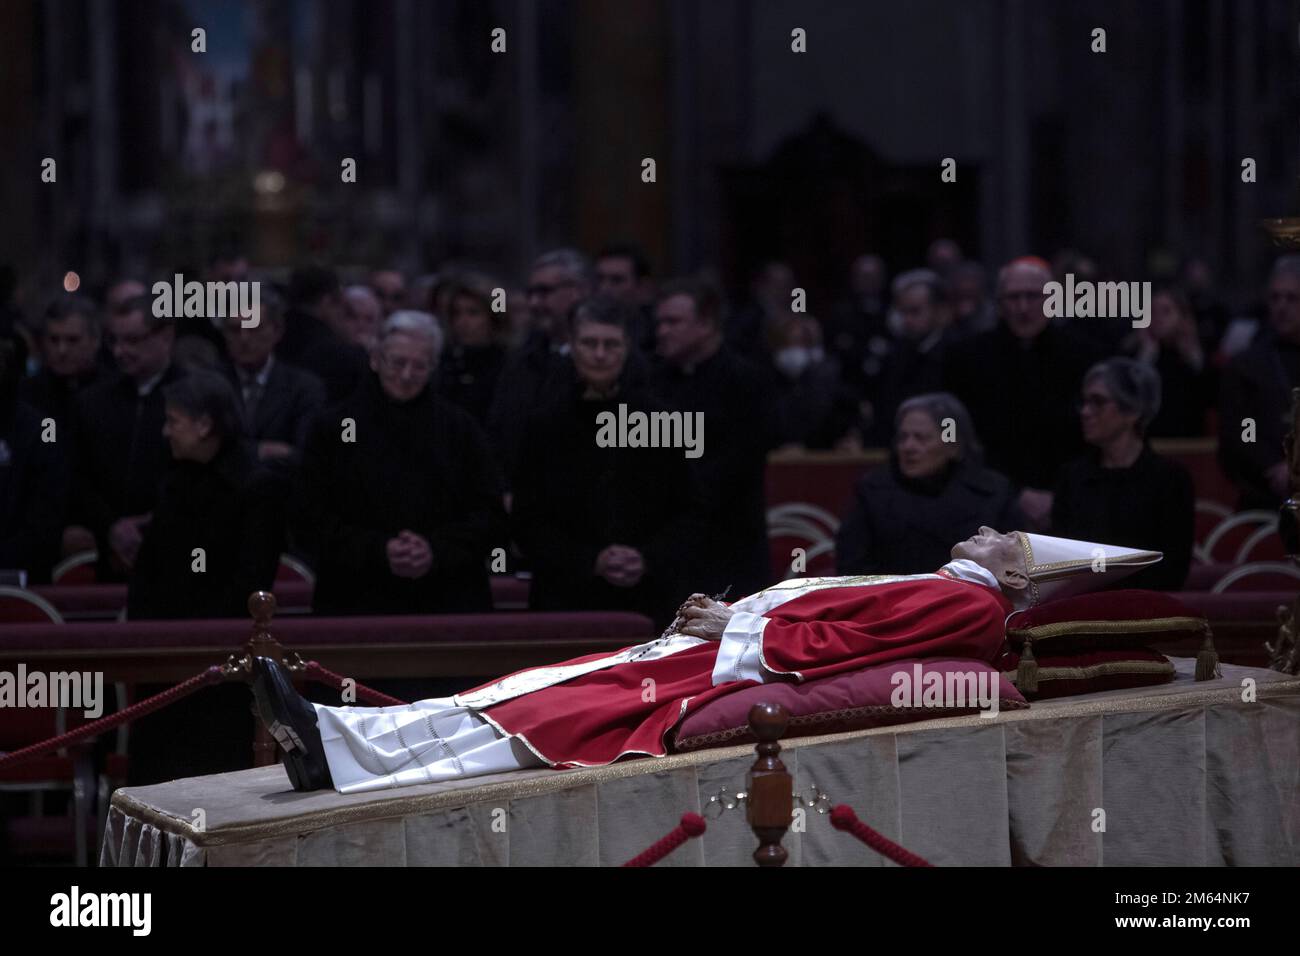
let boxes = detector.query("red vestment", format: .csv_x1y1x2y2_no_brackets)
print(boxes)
464,575,1012,768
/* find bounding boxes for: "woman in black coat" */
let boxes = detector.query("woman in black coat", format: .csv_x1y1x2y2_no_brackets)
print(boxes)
127,370,287,619
1052,358,1194,591
836,392,1024,575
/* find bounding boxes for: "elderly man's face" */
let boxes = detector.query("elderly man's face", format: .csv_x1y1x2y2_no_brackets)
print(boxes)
343,291,382,348
1268,273,1300,344
371,331,434,403
572,319,628,394
107,309,173,382
998,266,1051,341
222,309,282,371
526,265,585,337
950,526,1029,594
654,293,714,367
41,314,99,377
895,285,941,340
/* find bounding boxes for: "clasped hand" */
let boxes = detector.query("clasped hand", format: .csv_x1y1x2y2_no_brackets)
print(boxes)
668,593,735,641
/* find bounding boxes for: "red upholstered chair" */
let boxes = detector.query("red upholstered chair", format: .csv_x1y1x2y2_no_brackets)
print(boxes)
275,554,315,587
1192,500,1231,563
1201,511,1279,563
50,550,98,585
768,502,840,578
1210,562,1300,593
0,586,64,625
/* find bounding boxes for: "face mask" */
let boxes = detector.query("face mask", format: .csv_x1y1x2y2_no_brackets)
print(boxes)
775,346,821,379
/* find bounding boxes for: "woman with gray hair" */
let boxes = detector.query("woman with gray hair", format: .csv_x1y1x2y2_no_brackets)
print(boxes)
1051,357,1193,590
836,391,1024,575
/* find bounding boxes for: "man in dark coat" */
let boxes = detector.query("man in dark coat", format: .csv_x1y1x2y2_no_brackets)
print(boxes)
298,312,507,615
486,249,590,480
0,339,68,584
512,299,693,626
943,257,1103,528
1218,256,1300,510
650,277,776,598
277,265,366,402
70,298,185,581
19,295,106,435
127,371,287,619
219,292,325,474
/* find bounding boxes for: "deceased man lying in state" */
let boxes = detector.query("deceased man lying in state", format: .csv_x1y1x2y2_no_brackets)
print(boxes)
250,528,1160,793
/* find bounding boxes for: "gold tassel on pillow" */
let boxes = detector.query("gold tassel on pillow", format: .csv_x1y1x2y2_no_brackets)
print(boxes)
1017,638,1038,694
1195,629,1220,682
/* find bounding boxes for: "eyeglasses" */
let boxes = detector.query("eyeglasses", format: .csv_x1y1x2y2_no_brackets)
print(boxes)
378,354,432,375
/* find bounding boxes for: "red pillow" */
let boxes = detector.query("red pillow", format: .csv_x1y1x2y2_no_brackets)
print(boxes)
672,658,1027,753
1006,590,1207,644
998,646,1175,699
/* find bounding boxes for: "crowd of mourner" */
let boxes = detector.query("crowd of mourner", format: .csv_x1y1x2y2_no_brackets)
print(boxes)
2,242,1297,630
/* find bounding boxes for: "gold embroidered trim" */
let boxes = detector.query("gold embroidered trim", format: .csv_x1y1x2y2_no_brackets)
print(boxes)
1002,659,1176,683
1006,616,1207,643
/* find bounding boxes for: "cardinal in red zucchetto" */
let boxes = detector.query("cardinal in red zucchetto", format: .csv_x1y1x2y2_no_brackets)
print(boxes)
250,528,1160,793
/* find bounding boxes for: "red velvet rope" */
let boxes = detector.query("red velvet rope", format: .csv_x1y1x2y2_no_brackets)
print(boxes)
621,812,707,867
830,804,933,867
302,661,408,707
0,665,225,772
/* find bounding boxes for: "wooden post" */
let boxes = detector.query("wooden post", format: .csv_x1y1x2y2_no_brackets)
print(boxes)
746,702,792,867
241,591,284,768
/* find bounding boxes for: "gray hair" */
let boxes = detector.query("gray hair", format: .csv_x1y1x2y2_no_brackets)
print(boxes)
532,247,593,288
1084,357,1162,435
378,310,443,360
895,391,983,463
343,284,380,310
891,268,948,304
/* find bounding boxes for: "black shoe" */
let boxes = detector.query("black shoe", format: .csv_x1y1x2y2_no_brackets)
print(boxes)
249,656,334,792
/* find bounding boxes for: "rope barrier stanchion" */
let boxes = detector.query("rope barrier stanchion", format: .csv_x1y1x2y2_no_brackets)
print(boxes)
830,804,933,867
621,813,707,867
0,665,226,772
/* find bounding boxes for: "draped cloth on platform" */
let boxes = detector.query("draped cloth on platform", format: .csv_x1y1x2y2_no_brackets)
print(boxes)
103,659,1300,867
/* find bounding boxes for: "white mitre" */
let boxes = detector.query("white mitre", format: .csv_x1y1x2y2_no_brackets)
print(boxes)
1014,532,1162,605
